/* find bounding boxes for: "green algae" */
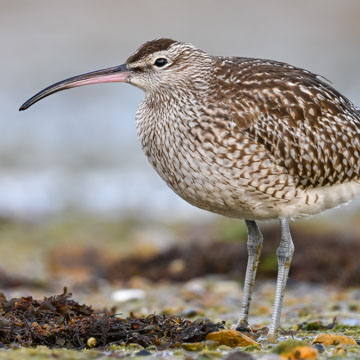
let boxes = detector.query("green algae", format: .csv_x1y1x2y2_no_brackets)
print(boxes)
273,339,309,354
333,324,360,338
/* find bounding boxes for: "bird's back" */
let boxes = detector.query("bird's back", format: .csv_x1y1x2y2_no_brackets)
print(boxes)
212,57,360,184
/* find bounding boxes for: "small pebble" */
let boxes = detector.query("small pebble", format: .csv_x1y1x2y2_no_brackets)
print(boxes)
127,343,144,350
313,343,325,353
87,337,97,348
135,349,152,356
258,355,281,360
146,345,158,351
111,289,145,302
224,350,255,360
182,279,207,296
182,342,204,351
333,345,346,356
199,349,223,358
181,307,202,317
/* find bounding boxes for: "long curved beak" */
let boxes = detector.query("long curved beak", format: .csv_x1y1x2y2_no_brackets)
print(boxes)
19,63,131,111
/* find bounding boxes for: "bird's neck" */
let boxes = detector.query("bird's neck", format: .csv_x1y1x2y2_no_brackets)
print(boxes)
136,84,210,150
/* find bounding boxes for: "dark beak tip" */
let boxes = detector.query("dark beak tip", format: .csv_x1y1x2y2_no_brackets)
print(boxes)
19,103,28,111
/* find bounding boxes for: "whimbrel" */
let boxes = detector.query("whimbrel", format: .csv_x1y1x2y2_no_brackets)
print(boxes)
20,38,360,340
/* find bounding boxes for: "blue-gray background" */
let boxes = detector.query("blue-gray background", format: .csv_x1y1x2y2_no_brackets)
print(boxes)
2,0,360,220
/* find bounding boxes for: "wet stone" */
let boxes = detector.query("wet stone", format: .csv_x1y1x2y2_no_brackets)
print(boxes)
259,355,282,360
198,349,223,358
182,340,218,352
135,349,152,356
224,350,255,359
182,342,205,351
312,343,325,353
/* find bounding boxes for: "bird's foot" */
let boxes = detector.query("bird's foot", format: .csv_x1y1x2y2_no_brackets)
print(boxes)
265,331,278,343
234,320,252,333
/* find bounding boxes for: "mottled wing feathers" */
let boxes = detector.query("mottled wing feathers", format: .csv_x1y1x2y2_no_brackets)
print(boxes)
213,57,360,188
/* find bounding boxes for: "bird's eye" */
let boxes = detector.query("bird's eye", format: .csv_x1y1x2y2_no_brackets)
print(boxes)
154,58,168,68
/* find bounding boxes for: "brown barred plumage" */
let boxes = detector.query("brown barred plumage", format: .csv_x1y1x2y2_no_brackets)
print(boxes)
130,42,360,221
19,38,360,341
214,57,360,188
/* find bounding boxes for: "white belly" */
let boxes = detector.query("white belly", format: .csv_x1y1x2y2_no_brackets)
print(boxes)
288,180,360,218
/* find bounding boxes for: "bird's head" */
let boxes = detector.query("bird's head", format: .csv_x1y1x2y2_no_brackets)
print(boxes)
125,38,213,92
19,38,213,110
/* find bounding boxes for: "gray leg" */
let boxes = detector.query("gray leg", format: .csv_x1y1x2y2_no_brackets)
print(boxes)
236,220,263,331
267,218,294,341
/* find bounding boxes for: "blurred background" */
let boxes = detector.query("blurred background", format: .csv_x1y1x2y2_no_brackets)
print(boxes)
0,0,360,294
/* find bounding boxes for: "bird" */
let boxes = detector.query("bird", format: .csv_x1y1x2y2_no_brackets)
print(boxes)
19,38,360,341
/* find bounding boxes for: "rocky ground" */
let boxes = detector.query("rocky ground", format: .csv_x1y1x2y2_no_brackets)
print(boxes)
0,216,359,359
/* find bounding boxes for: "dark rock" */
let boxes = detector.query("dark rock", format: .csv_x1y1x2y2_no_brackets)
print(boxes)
135,349,152,356
313,343,325,353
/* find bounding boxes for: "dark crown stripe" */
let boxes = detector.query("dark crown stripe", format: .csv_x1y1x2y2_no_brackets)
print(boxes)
127,38,177,64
